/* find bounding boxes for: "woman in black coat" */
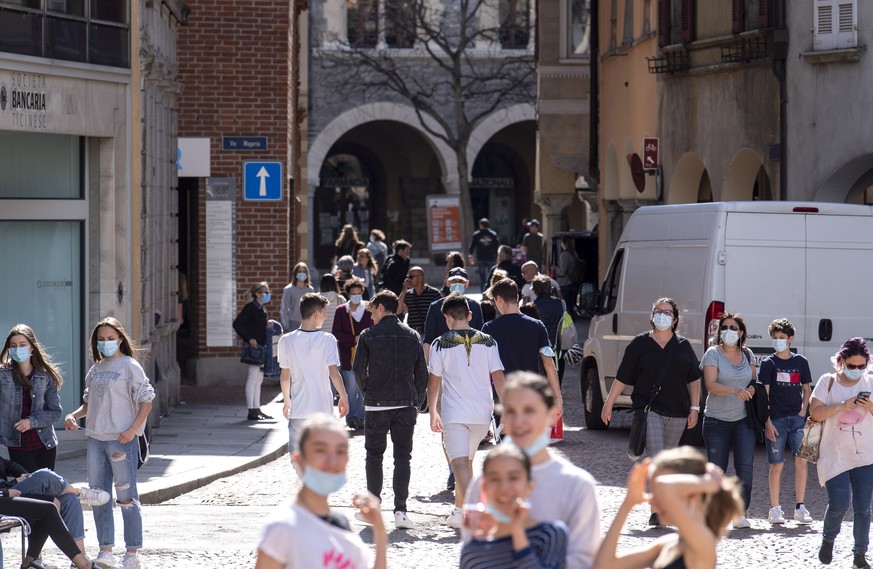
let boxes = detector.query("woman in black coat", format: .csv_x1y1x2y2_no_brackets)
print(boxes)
233,282,273,421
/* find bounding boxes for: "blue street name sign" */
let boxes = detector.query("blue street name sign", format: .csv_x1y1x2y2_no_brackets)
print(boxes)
223,137,268,151
243,162,283,201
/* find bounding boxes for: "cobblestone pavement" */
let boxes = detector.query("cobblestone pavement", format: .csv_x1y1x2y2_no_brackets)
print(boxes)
11,359,855,568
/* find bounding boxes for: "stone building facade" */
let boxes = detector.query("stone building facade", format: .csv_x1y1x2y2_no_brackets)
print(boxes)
305,1,538,274
0,1,187,422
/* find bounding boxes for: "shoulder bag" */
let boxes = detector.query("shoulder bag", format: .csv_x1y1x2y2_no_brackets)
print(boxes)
240,344,266,367
628,338,679,461
798,375,835,464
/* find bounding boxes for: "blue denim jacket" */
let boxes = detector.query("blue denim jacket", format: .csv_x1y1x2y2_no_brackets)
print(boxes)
0,368,62,449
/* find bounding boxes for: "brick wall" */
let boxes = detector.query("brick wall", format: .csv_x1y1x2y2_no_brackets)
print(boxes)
178,0,293,361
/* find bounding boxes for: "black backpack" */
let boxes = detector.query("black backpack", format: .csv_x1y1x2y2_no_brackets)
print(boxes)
570,255,586,284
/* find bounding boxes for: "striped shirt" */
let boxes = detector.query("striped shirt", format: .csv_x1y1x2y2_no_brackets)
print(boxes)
460,521,568,569
403,285,442,335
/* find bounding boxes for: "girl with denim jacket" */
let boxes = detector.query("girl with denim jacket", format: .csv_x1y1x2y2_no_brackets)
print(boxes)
0,324,64,472
64,317,155,569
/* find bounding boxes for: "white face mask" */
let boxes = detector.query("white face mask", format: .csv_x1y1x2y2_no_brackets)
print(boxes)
720,329,740,346
771,338,789,353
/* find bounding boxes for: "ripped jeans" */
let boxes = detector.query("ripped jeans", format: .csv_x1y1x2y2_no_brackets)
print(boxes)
87,437,142,549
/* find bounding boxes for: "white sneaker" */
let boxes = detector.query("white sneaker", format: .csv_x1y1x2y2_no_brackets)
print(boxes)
732,515,751,529
78,487,110,507
795,504,814,524
354,511,371,525
768,505,786,525
447,507,463,529
93,550,116,569
394,511,416,529
121,552,141,569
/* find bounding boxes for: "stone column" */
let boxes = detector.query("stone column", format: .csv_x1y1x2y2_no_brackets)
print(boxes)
535,192,573,241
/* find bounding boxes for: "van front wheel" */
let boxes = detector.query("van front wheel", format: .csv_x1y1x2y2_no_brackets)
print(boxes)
583,366,607,430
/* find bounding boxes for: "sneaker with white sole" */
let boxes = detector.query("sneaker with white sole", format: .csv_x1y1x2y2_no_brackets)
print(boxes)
394,511,415,529
78,487,110,507
768,505,786,525
795,504,814,524
121,552,141,569
732,515,751,529
93,550,115,569
447,507,463,529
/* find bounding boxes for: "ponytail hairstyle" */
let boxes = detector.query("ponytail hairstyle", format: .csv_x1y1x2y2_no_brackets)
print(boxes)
650,446,744,537
89,317,139,363
1,324,63,390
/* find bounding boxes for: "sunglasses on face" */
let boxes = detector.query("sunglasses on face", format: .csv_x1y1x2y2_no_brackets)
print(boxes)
845,363,868,370
653,309,674,317
720,325,739,331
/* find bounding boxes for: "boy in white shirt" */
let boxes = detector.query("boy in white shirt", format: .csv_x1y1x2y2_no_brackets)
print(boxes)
278,293,349,453
427,293,505,529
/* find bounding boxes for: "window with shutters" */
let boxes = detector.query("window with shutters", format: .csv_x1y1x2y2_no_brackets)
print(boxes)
657,0,671,47
643,0,652,34
814,0,857,51
732,0,745,33
680,0,694,42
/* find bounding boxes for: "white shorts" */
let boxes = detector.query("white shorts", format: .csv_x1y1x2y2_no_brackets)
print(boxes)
443,422,490,461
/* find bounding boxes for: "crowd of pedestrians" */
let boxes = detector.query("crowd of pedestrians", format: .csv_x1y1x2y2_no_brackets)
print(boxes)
232,221,873,569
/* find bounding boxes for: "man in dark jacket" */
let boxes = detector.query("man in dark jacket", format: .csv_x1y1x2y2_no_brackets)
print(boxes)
378,239,411,294
353,289,427,530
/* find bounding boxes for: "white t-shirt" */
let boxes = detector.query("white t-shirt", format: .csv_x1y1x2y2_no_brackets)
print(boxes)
464,454,601,569
277,330,341,419
521,277,560,302
428,329,503,425
813,373,873,485
258,502,370,569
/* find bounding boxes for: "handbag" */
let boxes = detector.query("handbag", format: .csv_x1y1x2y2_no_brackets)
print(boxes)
798,375,835,464
137,424,151,469
628,338,679,460
240,344,265,366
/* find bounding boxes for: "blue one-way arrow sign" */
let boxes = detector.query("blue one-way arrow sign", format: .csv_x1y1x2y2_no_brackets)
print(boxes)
243,161,283,201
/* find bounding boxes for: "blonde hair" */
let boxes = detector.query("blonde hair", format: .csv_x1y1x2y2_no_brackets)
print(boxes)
292,262,311,286
650,446,744,537
1,324,63,390
247,281,268,302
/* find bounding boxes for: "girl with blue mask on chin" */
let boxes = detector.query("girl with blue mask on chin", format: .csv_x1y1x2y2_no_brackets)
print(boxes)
463,372,600,569
65,317,155,569
255,414,387,569
460,444,568,569
0,324,64,472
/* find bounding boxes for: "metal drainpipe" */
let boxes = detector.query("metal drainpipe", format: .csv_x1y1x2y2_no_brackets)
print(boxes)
776,0,787,201
589,0,600,186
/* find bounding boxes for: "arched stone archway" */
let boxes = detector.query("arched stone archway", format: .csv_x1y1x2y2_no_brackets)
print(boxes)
723,148,769,201
668,153,707,204
307,102,458,193
604,142,619,201
815,153,873,203
466,104,537,174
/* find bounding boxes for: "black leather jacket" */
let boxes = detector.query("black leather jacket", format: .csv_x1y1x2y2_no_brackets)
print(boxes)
353,315,427,408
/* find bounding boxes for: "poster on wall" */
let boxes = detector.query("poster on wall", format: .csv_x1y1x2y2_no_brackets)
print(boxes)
205,178,236,347
426,194,462,253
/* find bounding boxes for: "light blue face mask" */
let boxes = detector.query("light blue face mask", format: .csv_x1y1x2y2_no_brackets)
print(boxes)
350,294,363,305
485,502,512,524
503,430,551,457
296,272,308,282
97,340,119,358
8,347,31,364
845,367,865,381
652,313,672,331
449,283,466,294
301,466,347,496
771,338,788,353
261,293,271,304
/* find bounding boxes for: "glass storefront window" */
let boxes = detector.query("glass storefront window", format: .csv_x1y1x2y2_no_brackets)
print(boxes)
90,0,128,23
0,132,82,199
0,1,42,9
0,7,41,56
46,0,85,17
0,221,83,423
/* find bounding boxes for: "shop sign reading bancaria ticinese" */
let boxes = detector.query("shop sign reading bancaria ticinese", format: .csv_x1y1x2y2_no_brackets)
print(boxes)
0,72,49,129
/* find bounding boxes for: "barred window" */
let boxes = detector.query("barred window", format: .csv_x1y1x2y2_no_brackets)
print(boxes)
499,0,530,49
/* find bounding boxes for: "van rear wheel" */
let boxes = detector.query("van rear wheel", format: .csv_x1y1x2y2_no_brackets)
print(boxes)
582,366,607,430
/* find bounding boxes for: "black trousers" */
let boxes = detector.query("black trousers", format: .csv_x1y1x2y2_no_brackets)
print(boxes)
0,495,80,560
9,445,57,473
364,406,416,512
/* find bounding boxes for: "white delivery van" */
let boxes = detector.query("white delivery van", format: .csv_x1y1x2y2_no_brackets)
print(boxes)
581,202,873,442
